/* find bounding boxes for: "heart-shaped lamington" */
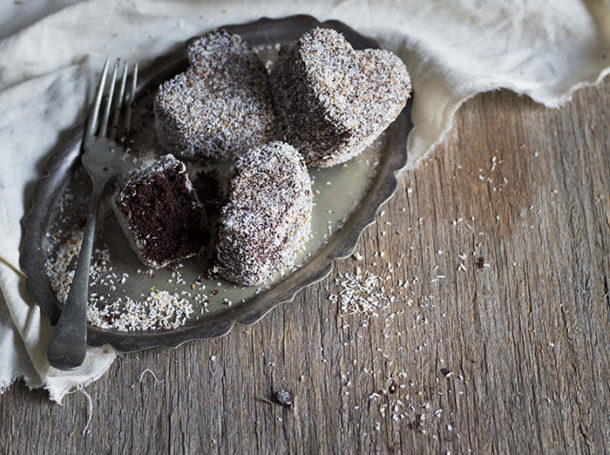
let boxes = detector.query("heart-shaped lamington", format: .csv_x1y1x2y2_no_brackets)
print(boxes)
212,142,312,286
154,31,276,162
272,27,411,167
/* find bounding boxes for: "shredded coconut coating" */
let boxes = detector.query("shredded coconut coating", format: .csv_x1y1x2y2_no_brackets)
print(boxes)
271,27,412,167
154,30,277,162
112,154,207,268
213,142,313,286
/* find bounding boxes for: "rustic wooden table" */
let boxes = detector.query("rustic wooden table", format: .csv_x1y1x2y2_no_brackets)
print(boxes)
1,79,608,454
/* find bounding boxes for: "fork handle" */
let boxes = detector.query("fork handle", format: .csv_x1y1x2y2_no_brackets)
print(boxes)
47,180,105,370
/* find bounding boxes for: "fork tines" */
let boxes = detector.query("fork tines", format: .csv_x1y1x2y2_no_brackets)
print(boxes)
86,58,138,141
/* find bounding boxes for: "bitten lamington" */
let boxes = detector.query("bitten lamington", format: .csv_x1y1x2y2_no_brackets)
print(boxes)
212,142,313,286
271,27,411,168
112,154,209,268
154,30,276,162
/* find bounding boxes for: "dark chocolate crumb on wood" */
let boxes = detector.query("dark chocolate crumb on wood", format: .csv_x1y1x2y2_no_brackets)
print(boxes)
275,390,293,407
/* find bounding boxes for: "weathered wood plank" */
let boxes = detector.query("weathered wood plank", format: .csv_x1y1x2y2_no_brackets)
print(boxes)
1,79,608,455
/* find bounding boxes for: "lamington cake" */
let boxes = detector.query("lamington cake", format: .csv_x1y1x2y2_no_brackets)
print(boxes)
154,30,276,162
112,154,209,268
271,27,411,167
212,142,313,286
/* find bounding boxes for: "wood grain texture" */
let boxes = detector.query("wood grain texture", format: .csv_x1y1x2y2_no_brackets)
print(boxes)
1,79,608,455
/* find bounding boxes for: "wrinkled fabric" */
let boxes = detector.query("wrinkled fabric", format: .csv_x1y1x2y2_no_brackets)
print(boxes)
0,0,608,402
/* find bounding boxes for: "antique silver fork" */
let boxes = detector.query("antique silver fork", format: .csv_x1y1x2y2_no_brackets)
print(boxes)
47,58,138,371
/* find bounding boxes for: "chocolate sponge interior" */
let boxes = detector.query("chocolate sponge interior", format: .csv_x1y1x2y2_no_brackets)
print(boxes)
118,165,208,265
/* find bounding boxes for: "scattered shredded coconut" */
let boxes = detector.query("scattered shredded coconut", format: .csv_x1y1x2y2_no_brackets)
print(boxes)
329,267,391,315
45,230,206,331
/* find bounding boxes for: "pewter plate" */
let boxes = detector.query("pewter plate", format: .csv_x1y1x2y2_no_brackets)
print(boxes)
20,15,413,351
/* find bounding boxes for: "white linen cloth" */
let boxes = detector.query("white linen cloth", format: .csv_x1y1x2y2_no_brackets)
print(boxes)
0,0,608,403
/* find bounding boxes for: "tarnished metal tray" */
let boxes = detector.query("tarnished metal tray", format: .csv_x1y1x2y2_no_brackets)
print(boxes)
20,15,413,351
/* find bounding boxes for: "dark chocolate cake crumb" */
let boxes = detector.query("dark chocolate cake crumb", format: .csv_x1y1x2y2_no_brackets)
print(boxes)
194,169,221,204
193,168,229,218
275,390,293,407
112,154,209,268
